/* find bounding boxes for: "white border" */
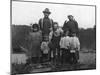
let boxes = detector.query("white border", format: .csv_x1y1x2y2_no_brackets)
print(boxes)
0,0,99,75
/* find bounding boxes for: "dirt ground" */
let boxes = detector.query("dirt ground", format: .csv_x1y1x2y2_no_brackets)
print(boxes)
11,51,96,74
29,51,96,73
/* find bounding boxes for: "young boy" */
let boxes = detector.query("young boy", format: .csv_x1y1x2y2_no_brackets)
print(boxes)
69,32,80,63
41,36,50,62
60,30,71,64
49,22,63,65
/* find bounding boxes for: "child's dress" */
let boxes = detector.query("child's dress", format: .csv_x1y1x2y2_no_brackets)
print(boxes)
49,28,63,63
25,31,42,58
49,28,63,49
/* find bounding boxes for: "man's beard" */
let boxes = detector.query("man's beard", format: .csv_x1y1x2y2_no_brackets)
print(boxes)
44,15,49,18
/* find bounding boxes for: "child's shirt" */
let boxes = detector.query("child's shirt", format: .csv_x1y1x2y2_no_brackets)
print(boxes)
60,36,70,49
41,41,49,54
49,28,63,42
70,36,80,51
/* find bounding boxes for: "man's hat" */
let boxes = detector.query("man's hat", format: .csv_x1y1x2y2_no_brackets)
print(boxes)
43,8,51,14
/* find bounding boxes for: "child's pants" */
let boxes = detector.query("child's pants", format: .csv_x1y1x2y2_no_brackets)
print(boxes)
61,48,70,64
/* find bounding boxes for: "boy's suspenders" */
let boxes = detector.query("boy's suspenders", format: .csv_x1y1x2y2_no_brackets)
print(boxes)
41,18,53,30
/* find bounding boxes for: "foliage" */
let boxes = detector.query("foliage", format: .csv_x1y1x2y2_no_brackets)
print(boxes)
11,25,96,52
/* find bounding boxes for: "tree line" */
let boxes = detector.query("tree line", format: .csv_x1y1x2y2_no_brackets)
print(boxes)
11,25,96,53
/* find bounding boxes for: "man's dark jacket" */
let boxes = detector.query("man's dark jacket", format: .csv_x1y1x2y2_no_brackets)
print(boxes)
62,20,79,36
39,17,53,35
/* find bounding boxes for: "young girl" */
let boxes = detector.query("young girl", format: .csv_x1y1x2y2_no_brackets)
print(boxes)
26,23,42,64
49,22,63,65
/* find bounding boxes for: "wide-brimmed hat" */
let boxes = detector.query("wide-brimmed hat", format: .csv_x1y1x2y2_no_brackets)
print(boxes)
43,8,51,14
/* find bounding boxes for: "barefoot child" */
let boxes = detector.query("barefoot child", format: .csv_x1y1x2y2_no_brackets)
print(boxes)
49,22,63,65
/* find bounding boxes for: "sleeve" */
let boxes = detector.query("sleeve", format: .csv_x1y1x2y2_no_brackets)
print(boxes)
49,19,54,31
62,21,66,30
38,19,42,30
75,21,79,36
51,19,53,28
49,31,53,42
59,38,63,47
38,31,42,42
62,20,69,32
60,28,63,34
40,43,43,50
77,38,80,51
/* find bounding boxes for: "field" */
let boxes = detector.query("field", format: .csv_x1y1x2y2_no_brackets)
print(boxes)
11,51,96,74
11,25,96,74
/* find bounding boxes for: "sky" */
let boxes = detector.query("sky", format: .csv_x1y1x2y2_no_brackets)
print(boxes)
12,1,96,29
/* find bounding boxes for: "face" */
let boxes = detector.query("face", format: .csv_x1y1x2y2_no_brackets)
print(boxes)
44,13,50,18
68,16,73,20
54,24,58,30
33,27,38,32
44,37,49,42
72,33,76,36
65,31,69,36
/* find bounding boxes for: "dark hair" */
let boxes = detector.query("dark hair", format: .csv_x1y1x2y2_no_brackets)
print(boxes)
63,29,70,36
53,22,58,31
68,15,73,18
32,23,39,32
53,22,58,26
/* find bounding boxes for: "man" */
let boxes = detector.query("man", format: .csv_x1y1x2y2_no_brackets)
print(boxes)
39,8,53,62
39,8,53,40
62,15,79,36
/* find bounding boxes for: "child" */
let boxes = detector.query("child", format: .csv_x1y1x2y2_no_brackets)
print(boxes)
69,32,80,63
41,36,50,62
60,30,71,64
25,23,42,64
49,22,63,65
